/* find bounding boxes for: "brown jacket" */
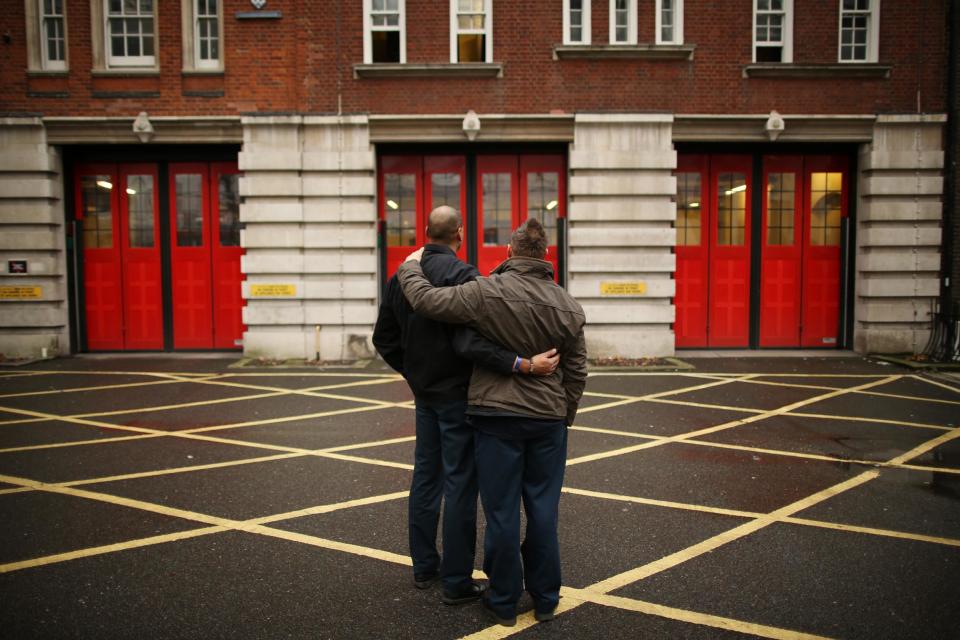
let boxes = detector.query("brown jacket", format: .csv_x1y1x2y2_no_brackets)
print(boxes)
396,256,588,425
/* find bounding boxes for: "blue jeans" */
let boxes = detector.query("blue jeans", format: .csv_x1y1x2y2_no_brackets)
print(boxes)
409,399,478,590
475,424,568,619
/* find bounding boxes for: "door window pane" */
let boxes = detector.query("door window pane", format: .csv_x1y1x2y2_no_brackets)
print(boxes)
809,172,842,246
766,172,795,246
482,173,512,246
526,172,559,246
81,175,113,249
431,172,461,210
717,173,746,246
218,173,241,247
175,174,204,247
384,173,417,247
675,172,701,246
126,174,154,248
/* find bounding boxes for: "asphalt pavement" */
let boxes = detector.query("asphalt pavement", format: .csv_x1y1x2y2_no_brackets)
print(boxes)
0,355,958,639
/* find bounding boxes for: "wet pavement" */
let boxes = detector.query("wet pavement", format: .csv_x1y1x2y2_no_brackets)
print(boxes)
0,356,958,639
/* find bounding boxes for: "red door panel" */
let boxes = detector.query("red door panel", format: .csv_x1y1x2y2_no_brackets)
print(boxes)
674,155,709,347
520,155,565,282
119,164,163,350
424,156,468,264
211,162,245,350
707,156,751,348
380,156,423,280
759,156,803,347
476,155,518,275
76,165,123,350
801,157,847,347
170,163,214,349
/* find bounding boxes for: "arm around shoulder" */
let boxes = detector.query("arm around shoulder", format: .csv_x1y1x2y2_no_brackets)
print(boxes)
396,261,485,324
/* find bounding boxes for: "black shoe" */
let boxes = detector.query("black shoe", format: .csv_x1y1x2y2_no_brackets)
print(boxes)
480,597,516,627
441,582,486,606
534,607,557,622
413,571,439,589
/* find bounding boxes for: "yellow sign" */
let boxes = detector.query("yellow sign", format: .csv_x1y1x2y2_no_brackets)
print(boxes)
250,284,297,297
0,286,42,300
600,281,646,296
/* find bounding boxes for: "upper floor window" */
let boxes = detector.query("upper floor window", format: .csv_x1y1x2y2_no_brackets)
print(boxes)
563,0,591,45
106,0,155,67
195,0,220,68
609,0,637,45
451,0,492,63
364,0,405,63
839,0,879,63
753,0,793,63
41,0,67,70
656,0,683,45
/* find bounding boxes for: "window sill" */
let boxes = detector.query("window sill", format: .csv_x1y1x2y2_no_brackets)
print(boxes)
91,68,161,78
353,63,503,79
27,69,70,77
743,63,891,79
553,44,695,61
182,69,225,77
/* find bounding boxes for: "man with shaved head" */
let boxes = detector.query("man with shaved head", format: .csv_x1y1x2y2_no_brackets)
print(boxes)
373,206,558,607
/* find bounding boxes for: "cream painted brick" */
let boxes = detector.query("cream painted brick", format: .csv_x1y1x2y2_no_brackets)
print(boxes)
854,328,930,354
569,277,674,299
581,302,674,324
862,151,944,171
304,302,378,325
569,198,675,222
858,250,941,272
859,227,941,247
569,227,676,247
243,302,305,325
583,327,675,358
0,253,61,275
856,301,933,323
0,230,60,250
0,149,57,173
0,304,65,327
567,250,675,273
858,199,942,222
303,225,376,248
0,332,66,358
242,225,305,248
569,150,677,170
304,250,376,274
302,197,376,223
0,200,61,224
0,175,60,200
302,279,377,299
243,121,301,147
861,175,943,197
301,151,375,172
240,199,304,223
858,277,940,297
238,150,302,172
241,252,305,275
242,329,308,359
569,174,676,197
301,174,376,198
239,173,302,198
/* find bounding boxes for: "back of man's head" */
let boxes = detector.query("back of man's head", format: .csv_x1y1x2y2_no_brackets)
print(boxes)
426,206,462,245
509,218,548,259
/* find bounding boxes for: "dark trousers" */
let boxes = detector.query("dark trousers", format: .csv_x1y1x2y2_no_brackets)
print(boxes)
475,424,568,618
408,399,478,590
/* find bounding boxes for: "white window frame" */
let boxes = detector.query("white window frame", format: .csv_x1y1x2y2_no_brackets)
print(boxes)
450,0,493,64
752,0,793,63
104,0,157,68
194,0,221,70
655,0,683,45
363,0,406,64
609,0,637,46
838,0,880,63
39,0,68,70
562,0,591,46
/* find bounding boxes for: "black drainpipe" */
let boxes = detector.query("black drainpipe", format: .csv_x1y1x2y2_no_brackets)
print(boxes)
941,1,959,359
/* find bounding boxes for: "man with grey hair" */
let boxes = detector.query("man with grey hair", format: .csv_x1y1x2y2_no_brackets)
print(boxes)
374,206,559,607
396,217,587,626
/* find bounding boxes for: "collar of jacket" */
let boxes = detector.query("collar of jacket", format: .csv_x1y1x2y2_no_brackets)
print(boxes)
491,256,555,281
423,243,457,257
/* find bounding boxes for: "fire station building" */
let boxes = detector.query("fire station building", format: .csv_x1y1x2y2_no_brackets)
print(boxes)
0,1,952,361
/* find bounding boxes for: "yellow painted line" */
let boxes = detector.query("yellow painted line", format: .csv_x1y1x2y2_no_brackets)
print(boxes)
0,417,48,426
166,376,402,409
315,451,414,471
643,396,768,414
686,373,842,392
569,425,657,440
0,486,33,495
581,390,635,400
885,426,960,466
219,372,402,379
780,516,960,548
576,375,755,416
568,588,834,640
913,374,960,395
855,388,960,406
182,402,397,434
249,490,410,526
786,411,952,431
0,433,160,454
75,390,291,419
561,486,759,519
0,378,185,400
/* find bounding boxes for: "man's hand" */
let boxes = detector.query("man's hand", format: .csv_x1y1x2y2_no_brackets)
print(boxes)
405,247,425,263
527,348,559,376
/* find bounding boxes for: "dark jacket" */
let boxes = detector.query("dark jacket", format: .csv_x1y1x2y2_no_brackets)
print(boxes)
396,256,588,425
373,244,516,403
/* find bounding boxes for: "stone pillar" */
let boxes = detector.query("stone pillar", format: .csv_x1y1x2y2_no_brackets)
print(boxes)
0,117,69,359
238,115,378,361
854,114,946,354
567,114,677,358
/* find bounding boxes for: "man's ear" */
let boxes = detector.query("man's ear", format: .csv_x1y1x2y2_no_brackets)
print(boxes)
507,244,513,258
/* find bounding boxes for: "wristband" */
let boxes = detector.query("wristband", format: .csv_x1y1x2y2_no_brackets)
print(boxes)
513,356,522,373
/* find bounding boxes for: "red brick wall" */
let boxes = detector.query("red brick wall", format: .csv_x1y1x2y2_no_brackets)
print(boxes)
0,0,947,117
